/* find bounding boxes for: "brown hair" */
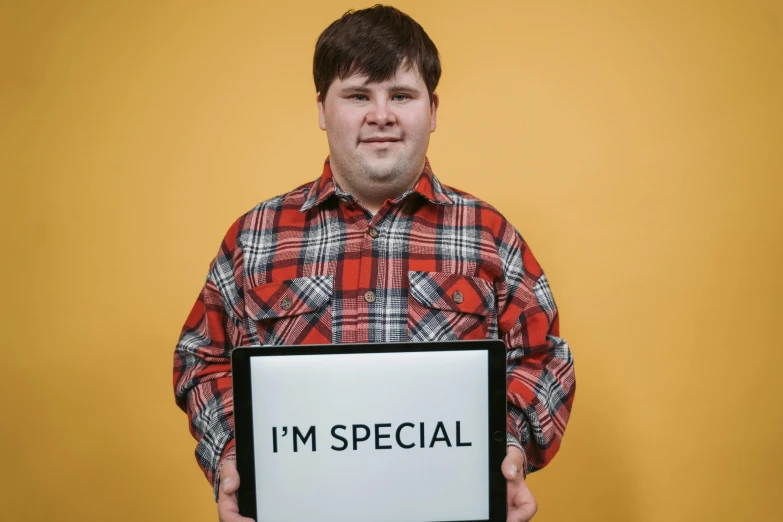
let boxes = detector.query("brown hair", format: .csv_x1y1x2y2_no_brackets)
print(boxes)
313,5,441,101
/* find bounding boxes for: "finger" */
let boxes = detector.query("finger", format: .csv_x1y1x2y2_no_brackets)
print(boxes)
508,504,538,522
219,509,256,522
218,462,255,522
508,500,538,522
217,495,256,522
502,447,525,481
220,461,241,496
507,480,514,511
508,479,537,522
516,501,538,522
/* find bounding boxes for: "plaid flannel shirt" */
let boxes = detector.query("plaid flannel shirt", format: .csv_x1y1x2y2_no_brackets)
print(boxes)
174,158,575,497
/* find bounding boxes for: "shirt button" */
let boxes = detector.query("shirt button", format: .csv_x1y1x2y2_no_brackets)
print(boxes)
280,296,292,310
364,290,376,303
368,227,379,238
452,291,464,304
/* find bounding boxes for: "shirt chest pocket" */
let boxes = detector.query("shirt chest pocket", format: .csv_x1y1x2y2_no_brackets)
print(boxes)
408,271,497,342
245,275,333,346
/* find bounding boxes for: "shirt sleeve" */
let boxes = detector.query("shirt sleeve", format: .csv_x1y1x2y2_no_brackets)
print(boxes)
173,219,248,500
495,221,576,476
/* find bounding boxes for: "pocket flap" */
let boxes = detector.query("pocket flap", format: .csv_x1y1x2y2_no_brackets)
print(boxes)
409,271,494,316
246,275,333,320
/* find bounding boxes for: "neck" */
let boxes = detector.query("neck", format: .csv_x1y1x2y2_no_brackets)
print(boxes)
330,162,423,214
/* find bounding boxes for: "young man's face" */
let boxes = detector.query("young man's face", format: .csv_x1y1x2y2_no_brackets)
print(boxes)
317,64,438,207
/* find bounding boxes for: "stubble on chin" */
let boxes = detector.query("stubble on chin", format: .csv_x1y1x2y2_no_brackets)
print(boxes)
359,158,408,184
334,153,421,200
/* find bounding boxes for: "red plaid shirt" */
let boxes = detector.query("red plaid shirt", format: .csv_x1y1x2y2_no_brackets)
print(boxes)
174,159,575,496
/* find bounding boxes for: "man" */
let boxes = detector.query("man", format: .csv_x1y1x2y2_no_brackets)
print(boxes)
174,6,575,522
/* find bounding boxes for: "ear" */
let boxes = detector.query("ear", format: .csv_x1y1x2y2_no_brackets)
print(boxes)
317,92,327,131
430,92,439,132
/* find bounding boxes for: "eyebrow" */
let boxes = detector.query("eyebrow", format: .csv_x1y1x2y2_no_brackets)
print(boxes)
337,83,423,94
386,84,422,93
338,85,372,93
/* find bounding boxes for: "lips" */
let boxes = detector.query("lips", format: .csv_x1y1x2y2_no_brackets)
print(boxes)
360,137,401,143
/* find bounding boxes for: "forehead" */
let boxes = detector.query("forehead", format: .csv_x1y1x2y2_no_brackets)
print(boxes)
333,64,427,90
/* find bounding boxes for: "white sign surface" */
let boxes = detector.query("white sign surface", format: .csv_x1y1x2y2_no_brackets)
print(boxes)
250,350,489,522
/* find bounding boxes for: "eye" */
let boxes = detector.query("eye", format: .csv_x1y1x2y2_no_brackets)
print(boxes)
350,94,369,101
392,93,411,102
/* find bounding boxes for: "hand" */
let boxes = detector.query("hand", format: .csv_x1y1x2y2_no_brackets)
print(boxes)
217,460,255,522
502,446,537,522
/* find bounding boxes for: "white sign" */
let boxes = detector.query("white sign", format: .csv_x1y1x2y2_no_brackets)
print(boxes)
250,350,490,522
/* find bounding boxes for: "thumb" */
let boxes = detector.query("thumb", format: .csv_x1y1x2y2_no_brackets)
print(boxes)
219,460,240,495
502,446,525,481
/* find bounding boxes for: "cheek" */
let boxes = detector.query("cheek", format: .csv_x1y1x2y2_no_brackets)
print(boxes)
325,124,348,150
408,117,433,143
405,110,432,134
329,117,361,145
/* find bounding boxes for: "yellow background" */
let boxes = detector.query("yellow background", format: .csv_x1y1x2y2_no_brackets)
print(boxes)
2,0,781,520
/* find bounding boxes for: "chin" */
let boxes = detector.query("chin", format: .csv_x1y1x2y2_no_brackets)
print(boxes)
369,168,409,185
362,158,404,179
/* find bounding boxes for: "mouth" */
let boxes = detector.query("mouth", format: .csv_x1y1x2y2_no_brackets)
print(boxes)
360,137,402,144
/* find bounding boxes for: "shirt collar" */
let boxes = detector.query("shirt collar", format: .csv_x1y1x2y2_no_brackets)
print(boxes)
300,157,453,212
300,158,338,212
411,159,455,206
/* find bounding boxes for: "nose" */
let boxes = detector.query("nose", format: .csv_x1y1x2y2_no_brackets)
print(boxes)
366,99,396,127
